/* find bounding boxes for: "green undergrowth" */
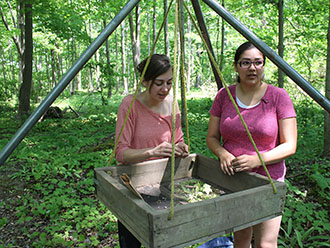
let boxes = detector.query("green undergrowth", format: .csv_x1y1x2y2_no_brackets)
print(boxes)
0,92,329,247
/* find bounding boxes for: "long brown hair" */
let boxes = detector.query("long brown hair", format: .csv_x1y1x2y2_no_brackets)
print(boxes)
137,54,171,90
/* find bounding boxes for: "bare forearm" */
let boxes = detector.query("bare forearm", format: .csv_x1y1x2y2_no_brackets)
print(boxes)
258,118,297,166
122,148,154,164
122,141,188,164
259,142,296,166
206,136,231,159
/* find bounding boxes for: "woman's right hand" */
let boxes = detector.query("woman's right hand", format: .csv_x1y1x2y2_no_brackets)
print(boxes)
219,152,236,176
150,141,182,158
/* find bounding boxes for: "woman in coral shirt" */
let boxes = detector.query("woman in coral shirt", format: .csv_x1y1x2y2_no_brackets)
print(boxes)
115,54,189,247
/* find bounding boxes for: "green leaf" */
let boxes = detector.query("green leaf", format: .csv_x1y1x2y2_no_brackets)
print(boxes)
311,172,330,190
287,218,293,235
39,232,47,242
0,218,7,228
301,226,314,241
295,229,303,248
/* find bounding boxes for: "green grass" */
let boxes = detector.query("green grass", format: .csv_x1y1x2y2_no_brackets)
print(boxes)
0,91,329,247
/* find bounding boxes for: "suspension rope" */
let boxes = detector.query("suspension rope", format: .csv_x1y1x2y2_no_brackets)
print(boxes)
169,0,180,220
182,1,277,193
178,1,190,153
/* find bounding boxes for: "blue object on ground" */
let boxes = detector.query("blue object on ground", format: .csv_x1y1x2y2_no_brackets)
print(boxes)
197,236,234,248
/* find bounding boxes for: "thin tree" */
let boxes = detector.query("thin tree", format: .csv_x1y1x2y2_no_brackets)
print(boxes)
18,0,33,119
164,0,170,57
187,14,192,93
278,0,284,88
102,5,112,98
219,0,225,72
128,4,141,90
115,29,119,93
179,0,186,128
51,49,56,87
324,2,330,156
152,0,157,53
121,21,128,95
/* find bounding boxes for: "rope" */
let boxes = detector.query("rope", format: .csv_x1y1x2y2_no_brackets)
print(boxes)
178,1,190,153
182,1,277,194
169,0,180,220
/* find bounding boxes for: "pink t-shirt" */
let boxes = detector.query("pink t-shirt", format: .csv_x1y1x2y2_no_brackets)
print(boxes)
115,94,184,164
209,84,296,181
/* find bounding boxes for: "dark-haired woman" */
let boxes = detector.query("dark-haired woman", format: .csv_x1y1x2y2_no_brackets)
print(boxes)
206,42,297,247
115,54,189,247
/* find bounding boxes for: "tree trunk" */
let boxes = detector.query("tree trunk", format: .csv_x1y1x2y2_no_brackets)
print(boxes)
88,21,94,92
164,0,170,57
128,5,140,90
135,4,141,67
51,49,56,87
147,7,151,54
76,41,82,90
129,11,139,90
95,50,100,90
89,65,94,92
0,0,24,84
0,45,8,86
195,45,201,88
219,0,225,71
103,18,112,98
324,2,330,156
191,0,222,90
18,1,32,119
152,0,157,53
187,12,192,93
121,21,128,94
18,0,24,84
70,37,76,95
45,53,51,91
278,0,284,88
10,47,16,83
179,0,187,128
115,29,119,93
0,45,9,96
55,41,63,81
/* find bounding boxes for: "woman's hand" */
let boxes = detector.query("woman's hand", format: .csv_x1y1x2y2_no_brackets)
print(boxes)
175,142,189,157
219,151,236,176
230,154,259,172
150,141,189,158
150,141,174,158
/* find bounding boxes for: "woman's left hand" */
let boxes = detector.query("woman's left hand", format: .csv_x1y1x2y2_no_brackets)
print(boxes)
231,154,259,172
175,142,189,157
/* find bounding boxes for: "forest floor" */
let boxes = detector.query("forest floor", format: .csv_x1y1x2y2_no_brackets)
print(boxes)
1,95,329,247
0,163,119,248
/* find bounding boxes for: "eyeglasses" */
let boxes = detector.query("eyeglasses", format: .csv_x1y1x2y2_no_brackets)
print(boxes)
238,60,264,69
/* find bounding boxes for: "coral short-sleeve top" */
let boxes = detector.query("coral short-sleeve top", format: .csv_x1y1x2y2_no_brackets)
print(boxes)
115,94,184,164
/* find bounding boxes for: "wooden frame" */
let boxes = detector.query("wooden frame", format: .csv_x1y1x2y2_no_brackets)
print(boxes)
94,154,286,248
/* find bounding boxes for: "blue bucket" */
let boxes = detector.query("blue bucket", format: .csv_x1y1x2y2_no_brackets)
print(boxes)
197,236,234,248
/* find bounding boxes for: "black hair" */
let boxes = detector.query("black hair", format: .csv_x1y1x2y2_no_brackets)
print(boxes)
137,54,171,90
234,42,266,64
234,42,266,83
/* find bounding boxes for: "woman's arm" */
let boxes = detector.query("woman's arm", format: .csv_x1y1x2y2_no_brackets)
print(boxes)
206,114,236,175
232,117,297,172
122,141,187,164
117,97,189,164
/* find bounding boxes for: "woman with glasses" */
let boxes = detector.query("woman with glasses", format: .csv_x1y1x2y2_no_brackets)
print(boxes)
115,54,189,248
206,42,297,247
